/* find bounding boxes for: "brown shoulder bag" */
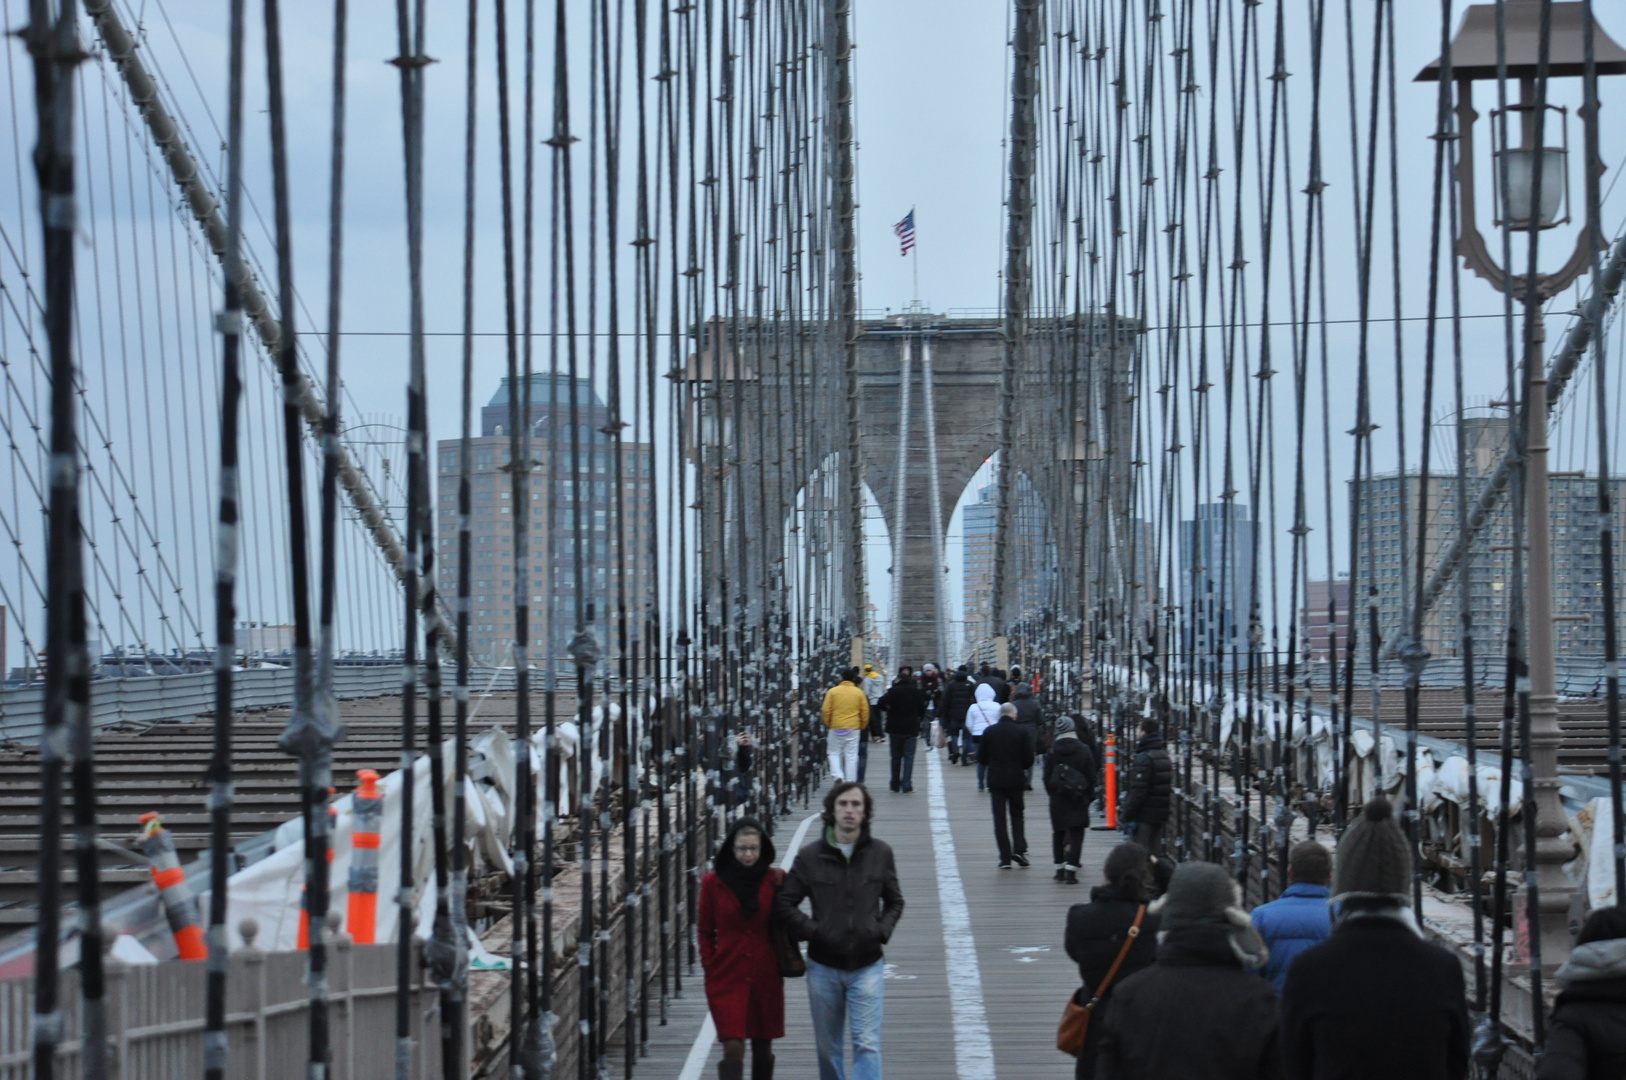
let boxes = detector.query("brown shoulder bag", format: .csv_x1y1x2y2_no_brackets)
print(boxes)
767,868,807,978
1056,904,1145,1057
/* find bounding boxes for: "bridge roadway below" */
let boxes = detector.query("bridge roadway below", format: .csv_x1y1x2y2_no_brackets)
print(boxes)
622,743,1110,1080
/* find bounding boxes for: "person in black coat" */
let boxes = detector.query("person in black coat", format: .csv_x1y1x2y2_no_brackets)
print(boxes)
977,704,1035,868
1120,718,1173,854
876,673,927,794
1539,905,1626,1080
1096,861,1280,1080
1280,798,1469,1080
1064,843,1160,1080
1043,717,1097,883
941,668,977,765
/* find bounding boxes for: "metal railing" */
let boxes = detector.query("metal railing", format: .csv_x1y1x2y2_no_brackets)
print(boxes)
0,938,444,1079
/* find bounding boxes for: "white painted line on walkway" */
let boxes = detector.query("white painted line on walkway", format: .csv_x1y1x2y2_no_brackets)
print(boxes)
676,810,822,1080
926,748,997,1079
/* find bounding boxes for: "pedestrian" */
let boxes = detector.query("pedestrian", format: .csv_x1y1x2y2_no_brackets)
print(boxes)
941,666,977,766
1249,841,1332,993
699,818,785,1080
978,702,1035,868
964,682,1002,791
1010,681,1046,787
877,669,927,793
821,667,869,782
859,665,886,782
1095,861,1280,1080
919,664,942,746
1279,798,1469,1080
1537,905,1626,1080
776,782,905,1080
861,664,884,707
704,728,757,813
1063,843,1161,1080
1044,717,1097,883
976,665,1010,706
1119,717,1173,854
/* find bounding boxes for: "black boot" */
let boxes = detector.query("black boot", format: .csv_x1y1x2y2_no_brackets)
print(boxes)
1053,865,1065,882
1063,865,1080,885
720,1060,744,1080
751,1053,776,1080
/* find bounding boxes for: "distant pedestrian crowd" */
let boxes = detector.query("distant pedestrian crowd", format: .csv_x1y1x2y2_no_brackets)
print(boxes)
693,661,1626,1080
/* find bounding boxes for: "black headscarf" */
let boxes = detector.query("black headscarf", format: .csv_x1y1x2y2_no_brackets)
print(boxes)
714,817,776,915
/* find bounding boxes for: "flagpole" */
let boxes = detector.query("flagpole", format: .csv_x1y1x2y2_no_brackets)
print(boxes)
910,205,919,309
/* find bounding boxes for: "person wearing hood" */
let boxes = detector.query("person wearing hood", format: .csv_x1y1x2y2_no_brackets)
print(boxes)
1279,798,1469,1080
1064,843,1162,1080
877,670,927,793
699,818,785,1080
1538,905,1626,1080
964,681,1003,793
1120,718,1173,854
941,667,978,766
776,781,905,1080
976,665,1010,706
1095,861,1281,1080
1010,682,1046,787
1044,717,1097,883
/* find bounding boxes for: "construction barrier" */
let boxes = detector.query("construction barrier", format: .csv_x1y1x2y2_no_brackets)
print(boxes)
1104,734,1118,829
346,770,382,944
138,812,206,960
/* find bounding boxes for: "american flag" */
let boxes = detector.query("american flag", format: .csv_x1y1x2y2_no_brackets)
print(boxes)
893,210,915,256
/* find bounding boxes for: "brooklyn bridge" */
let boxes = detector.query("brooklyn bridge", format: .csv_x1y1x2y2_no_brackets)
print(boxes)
3,0,1626,1076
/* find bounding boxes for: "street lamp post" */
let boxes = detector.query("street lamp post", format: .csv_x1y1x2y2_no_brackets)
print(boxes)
1419,0,1626,971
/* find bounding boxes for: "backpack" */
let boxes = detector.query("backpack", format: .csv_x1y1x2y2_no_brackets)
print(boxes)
1051,760,1090,801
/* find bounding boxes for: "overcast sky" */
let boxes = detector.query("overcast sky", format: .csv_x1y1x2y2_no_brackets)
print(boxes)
4,0,1626,667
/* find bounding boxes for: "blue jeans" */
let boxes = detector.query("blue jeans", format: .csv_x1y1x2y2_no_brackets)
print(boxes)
970,735,988,788
807,958,884,1080
888,733,917,791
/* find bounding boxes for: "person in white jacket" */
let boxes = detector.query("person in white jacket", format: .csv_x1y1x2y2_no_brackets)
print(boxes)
964,682,1002,793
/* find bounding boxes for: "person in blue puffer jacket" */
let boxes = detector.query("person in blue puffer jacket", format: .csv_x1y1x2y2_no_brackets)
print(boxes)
1250,839,1332,993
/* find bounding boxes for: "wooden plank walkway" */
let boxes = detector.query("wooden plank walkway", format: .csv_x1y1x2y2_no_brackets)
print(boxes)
619,741,1114,1079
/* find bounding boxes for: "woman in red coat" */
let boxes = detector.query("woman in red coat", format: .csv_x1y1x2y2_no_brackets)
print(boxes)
699,817,785,1080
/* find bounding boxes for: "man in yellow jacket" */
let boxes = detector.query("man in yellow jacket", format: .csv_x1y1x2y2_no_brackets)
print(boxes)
821,667,870,781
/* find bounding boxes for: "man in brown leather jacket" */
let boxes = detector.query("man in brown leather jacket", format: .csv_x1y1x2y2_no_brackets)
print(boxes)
775,781,904,1080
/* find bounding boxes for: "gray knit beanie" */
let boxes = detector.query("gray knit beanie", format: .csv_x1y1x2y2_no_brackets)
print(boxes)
1331,798,1412,906
1055,715,1076,735
1151,862,1269,967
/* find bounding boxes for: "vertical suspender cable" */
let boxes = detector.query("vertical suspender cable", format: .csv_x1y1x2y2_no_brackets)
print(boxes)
203,0,247,1073
390,0,430,1067
829,0,863,649
28,0,92,1072
921,333,949,669
996,0,1042,649
264,0,327,1067
892,336,911,662
449,0,480,1072
1580,0,1625,907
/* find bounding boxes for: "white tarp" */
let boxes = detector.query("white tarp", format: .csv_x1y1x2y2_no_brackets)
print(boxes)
200,701,634,951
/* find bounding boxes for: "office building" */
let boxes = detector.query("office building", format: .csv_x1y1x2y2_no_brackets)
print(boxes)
1351,414,1626,659
1178,502,1255,661
436,374,654,665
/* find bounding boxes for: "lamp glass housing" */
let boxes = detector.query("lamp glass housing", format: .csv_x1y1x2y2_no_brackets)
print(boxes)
1489,102,1571,231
